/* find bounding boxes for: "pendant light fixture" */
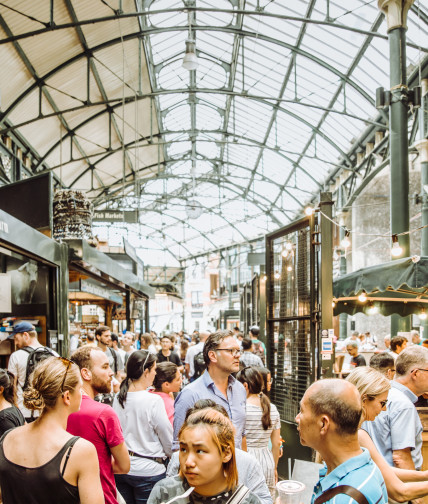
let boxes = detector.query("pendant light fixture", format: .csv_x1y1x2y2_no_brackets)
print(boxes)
182,11,198,71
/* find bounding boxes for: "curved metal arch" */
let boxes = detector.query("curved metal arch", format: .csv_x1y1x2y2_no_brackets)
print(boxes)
136,197,250,243
91,159,293,226
32,86,354,173
47,129,348,182
1,24,379,130
102,218,194,257
63,129,327,192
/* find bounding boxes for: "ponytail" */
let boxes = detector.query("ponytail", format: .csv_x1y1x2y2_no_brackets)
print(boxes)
260,392,272,430
0,369,17,406
237,366,272,430
118,377,131,408
118,350,156,408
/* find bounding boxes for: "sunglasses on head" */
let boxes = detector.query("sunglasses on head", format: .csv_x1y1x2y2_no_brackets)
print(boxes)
58,357,75,395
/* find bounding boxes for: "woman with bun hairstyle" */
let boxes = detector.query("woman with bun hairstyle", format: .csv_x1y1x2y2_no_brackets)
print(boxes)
113,350,173,504
237,366,281,498
148,408,260,504
0,356,103,504
0,369,24,436
152,361,182,425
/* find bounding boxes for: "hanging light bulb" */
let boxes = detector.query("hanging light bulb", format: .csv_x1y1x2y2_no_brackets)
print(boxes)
391,234,403,257
341,229,351,249
281,249,289,258
332,301,336,308
419,309,427,320
274,271,280,279
285,242,293,251
358,290,367,303
287,265,292,272
304,206,314,216
182,39,199,70
368,302,378,315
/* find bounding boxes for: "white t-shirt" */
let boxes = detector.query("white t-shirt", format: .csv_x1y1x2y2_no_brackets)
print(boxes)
184,341,204,377
113,390,172,476
8,345,59,418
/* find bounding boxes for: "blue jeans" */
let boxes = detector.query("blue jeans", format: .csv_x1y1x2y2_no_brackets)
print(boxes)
115,472,165,504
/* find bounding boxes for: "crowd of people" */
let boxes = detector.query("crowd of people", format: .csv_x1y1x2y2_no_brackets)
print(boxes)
2,321,428,504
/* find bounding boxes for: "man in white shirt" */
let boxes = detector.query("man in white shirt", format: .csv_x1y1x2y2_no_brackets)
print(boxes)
184,331,209,381
7,321,58,421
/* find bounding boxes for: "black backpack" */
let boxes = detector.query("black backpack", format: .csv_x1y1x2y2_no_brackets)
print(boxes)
21,346,56,391
109,347,118,374
193,351,206,379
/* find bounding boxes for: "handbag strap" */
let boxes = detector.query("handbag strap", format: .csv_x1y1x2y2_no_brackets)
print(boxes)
224,485,250,504
314,485,369,504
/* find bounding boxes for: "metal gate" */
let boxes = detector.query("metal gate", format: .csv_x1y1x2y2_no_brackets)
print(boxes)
266,215,318,424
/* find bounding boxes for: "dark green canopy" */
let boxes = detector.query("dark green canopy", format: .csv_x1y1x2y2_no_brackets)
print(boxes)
333,256,428,317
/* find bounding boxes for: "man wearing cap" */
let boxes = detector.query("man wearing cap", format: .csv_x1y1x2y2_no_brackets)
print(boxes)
7,321,58,421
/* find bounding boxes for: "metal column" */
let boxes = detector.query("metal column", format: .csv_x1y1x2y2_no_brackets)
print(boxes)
416,79,428,338
319,192,334,377
379,0,414,335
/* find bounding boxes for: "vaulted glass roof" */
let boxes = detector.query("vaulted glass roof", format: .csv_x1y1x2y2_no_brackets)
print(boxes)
0,1,427,265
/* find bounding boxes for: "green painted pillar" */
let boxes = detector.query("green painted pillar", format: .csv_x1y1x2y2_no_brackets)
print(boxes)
416,79,428,338
378,0,414,335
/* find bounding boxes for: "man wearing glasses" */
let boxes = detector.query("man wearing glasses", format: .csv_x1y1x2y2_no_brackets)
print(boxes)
173,330,247,451
363,346,428,470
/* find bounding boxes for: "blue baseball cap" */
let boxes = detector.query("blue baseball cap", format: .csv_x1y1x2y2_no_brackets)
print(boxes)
10,321,35,337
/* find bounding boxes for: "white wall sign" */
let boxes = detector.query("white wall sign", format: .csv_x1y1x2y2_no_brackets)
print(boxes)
0,274,12,313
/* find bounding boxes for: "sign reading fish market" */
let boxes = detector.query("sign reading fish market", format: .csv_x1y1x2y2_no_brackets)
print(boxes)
93,210,138,223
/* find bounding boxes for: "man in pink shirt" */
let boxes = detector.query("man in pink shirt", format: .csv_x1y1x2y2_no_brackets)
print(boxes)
67,346,130,504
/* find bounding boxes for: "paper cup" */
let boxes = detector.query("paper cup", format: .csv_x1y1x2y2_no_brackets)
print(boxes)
276,480,305,504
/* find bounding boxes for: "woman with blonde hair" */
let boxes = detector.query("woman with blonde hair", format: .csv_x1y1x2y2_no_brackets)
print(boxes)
347,367,428,501
0,356,103,504
148,408,260,504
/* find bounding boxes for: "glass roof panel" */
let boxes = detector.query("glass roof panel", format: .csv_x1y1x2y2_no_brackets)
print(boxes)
0,0,426,264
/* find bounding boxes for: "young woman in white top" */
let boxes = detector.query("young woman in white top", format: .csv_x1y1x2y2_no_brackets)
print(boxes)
237,366,281,498
113,350,172,504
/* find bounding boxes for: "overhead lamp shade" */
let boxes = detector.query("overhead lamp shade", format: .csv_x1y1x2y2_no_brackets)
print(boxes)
182,39,198,71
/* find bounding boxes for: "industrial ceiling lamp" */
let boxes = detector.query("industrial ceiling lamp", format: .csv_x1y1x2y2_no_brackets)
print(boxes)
182,39,198,71
182,10,198,71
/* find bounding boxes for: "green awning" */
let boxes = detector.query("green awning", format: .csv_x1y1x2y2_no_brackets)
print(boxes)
333,256,428,317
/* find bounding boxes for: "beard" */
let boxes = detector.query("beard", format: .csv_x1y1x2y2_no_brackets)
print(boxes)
91,373,111,394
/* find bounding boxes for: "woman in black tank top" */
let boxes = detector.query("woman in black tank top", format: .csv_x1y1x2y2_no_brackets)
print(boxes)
0,356,104,504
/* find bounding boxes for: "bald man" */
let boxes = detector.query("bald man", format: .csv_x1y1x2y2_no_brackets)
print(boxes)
296,379,387,504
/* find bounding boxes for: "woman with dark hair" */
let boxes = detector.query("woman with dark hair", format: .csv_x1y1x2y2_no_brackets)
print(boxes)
152,361,182,425
148,408,260,504
0,357,103,504
0,369,24,436
237,366,281,498
139,333,157,354
113,350,172,504
255,367,272,399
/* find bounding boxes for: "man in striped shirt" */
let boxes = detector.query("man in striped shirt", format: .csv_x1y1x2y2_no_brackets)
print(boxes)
296,379,387,504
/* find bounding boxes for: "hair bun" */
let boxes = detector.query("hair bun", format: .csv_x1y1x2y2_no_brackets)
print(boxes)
23,386,45,411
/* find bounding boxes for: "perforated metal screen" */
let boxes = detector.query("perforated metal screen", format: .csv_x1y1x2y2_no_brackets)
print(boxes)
266,217,318,423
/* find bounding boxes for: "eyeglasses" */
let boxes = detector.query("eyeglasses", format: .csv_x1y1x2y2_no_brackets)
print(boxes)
216,348,241,357
59,357,74,395
380,399,388,408
414,368,428,374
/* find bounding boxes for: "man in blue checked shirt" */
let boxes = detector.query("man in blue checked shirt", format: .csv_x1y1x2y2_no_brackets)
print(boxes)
173,330,247,451
296,379,387,504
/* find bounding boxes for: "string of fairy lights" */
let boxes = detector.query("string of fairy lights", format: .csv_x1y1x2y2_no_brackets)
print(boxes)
270,205,428,318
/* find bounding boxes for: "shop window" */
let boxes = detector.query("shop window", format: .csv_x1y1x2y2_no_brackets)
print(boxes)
191,291,203,308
